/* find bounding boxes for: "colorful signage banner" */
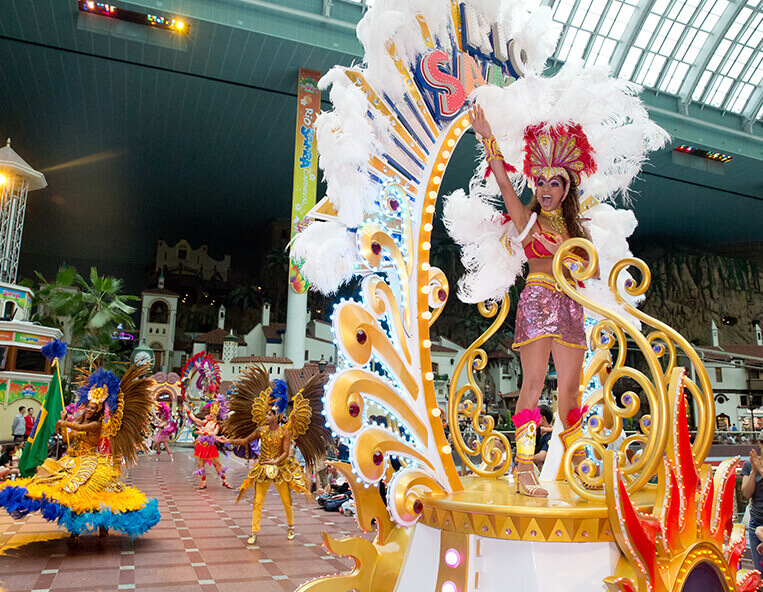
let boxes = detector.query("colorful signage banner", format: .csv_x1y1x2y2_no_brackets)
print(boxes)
1,287,30,310
288,68,322,294
14,333,53,347
8,380,49,404
0,331,13,342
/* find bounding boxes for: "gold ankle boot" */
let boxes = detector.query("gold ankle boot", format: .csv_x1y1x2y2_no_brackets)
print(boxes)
512,409,548,498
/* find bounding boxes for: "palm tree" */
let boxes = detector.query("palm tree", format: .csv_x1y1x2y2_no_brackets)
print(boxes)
33,266,138,356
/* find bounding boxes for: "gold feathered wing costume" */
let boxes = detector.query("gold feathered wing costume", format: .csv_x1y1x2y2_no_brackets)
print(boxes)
224,365,333,502
0,364,161,536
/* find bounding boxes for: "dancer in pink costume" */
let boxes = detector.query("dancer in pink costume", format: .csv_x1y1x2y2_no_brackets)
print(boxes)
153,402,177,461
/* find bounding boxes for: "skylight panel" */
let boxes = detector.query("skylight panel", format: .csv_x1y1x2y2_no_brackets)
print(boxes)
742,54,762,84
727,83,754,113
635,14,661,47
620,47,643,80
553,0,575,25
660,61,690,94
642,53,667,86
707,75,734,107
692,70,713,100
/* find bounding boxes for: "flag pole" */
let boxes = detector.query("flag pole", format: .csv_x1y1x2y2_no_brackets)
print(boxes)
54,358,69,446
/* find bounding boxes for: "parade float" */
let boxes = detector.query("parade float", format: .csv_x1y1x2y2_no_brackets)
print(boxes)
289,0,759,590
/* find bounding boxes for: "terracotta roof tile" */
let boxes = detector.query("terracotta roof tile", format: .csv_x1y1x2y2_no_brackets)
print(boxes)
431,344,457,353
284,362,336,397
192,328,245,345
229,355,293,364
263,323,287,343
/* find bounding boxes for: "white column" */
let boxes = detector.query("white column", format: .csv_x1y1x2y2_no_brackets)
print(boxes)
284,290,307,367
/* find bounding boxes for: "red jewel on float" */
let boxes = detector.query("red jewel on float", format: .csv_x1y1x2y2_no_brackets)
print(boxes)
349,402,360,417
389,199,399,211
437,288,447,302
356,329,367,344
373,450,383,465
371,241,382,255
413,499,423,514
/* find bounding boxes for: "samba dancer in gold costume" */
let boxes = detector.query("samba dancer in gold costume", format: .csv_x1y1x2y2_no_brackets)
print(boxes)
220,365,332,545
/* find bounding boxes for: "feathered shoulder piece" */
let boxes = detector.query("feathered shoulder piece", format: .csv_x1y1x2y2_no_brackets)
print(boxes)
223,364,271,440
104,364,155,466
287,372,334,472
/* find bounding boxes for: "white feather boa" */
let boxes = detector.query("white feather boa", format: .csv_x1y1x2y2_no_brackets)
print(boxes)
442,188,527,304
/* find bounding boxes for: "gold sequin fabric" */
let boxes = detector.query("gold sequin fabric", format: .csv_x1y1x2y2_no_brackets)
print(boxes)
237,425,311,499
512,277,586,350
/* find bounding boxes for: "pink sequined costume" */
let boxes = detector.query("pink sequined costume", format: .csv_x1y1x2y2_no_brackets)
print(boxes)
512,272,586,351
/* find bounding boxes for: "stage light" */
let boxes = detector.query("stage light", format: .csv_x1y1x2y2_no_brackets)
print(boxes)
78,2,190,34
442,582,457,592
444,548,460,568
673,144,732,163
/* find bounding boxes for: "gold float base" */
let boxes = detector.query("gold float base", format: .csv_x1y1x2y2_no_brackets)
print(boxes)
419,476,657,543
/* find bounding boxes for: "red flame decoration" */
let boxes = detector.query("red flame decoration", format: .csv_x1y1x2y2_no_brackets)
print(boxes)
605,368,761,592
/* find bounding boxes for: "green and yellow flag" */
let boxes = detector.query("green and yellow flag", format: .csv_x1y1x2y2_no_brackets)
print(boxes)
18,360,65,477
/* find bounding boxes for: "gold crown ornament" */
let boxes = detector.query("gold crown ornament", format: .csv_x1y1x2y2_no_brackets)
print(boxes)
87,385,110,406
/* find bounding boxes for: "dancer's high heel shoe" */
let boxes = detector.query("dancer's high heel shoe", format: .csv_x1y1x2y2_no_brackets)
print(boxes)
514,467,548,498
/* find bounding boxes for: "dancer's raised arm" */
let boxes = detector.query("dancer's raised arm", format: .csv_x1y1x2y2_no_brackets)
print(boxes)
469,104,531,232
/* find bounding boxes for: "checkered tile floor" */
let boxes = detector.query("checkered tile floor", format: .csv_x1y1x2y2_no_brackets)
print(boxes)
0,449,374,592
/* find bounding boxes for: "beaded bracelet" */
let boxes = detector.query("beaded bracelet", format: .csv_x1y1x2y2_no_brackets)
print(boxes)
480,136,504,163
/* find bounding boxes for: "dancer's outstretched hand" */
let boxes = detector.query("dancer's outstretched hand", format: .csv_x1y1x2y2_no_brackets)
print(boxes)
469,104,493,139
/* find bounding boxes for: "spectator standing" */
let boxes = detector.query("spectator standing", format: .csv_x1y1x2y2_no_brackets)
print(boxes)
533,405,554,468
24,407,35,439
11,406,26,443
741,431,763,568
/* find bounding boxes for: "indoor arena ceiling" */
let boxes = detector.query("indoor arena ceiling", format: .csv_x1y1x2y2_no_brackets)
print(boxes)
0,0,761,294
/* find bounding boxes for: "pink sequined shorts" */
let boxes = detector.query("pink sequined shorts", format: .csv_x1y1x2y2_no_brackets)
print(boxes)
512,273,586,350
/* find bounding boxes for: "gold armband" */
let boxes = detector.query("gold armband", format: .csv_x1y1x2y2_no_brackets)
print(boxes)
480,136,504,163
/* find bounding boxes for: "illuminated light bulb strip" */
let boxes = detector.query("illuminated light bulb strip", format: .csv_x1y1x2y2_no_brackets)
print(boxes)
414,112,472,489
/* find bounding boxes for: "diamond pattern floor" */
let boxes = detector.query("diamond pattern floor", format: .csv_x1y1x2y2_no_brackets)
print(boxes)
0,448,375,592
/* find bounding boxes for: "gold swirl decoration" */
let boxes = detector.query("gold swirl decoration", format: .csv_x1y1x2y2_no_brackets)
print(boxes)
552,239,714,501
324,114,476,506
447,299,513,478
297,462,409,592
388,468,447,527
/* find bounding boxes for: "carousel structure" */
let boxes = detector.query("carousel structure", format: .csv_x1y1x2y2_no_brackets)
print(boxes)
289,1,759,591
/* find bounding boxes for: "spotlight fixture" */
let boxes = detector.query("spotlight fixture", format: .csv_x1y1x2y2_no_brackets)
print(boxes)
722,316,738,326
78,1,190,34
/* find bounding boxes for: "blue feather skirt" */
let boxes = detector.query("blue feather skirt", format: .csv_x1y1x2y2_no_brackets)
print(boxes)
0,485,161,537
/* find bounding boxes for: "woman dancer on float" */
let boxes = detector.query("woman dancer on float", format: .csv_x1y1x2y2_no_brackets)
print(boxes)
184,401,232,490
469,104,593,498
